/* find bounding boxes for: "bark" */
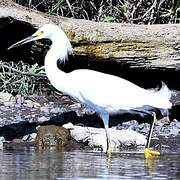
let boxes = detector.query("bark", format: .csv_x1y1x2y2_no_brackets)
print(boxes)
1,0,180,70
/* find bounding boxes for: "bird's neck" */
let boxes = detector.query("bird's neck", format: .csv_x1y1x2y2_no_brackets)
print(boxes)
44,43,69,93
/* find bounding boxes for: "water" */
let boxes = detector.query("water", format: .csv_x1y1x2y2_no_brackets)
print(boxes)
0,146,180,180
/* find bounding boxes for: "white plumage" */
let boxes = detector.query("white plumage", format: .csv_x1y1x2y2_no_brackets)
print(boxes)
8,24,172,153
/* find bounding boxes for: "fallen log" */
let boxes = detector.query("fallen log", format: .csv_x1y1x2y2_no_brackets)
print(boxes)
0,0,180,71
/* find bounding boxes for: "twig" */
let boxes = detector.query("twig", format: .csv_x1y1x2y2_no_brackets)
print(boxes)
142,0,157,20
0,64,47,78
65,0,75,18
148,0,157,25
131,0,143,21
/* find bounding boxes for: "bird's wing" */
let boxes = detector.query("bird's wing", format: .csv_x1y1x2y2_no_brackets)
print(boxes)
68,69,153,112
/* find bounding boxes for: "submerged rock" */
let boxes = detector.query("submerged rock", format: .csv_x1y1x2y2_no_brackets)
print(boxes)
36,125,70,148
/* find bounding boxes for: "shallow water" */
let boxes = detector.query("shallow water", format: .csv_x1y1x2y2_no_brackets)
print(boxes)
0,146,180,180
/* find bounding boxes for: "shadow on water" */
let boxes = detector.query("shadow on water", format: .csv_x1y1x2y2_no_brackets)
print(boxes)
0,146,180,180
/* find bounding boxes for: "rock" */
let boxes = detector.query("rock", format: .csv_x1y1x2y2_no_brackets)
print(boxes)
33,102,41,109
137,123,150,134
0,136,6,149
158,117,170,124
169,127,179,136
36,125,70,148
15,94,24,105
23,100,34,108
12,138,23,143
0,92,15,103
70,125,147,151
0,136,6,142
159,126,170,136
121,120,139,130
69,103,82,110
63,122,74,130
37,116,49,123
50,107,61,114
3,101,15,107
170,119,180,128
22,133,37,142
40,106,49,113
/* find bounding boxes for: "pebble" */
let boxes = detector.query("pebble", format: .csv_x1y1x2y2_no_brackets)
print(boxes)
23,100,34,108
33,102,41,109
138,123,150,134
50,107,61,114
22,133,37,142
0,92,15,103
38,116,49,123
69,103,82,109
3,102,15,107
15,94,24,105
63,122,74,130
40,106,49,113
0,137,5,149
119,120,139,131
12,138,23,143
169,127,179,136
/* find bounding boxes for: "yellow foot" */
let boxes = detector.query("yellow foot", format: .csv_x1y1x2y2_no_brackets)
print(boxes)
144,148,160,158
107,146,112,158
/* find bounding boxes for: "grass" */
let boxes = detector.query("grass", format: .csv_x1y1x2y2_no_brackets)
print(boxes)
0,61,49,95
13,0,180,24
2,1,180,95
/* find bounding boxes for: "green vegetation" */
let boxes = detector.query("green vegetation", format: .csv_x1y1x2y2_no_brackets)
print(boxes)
2,1,179,95
0,61,48,95
14,0,180,24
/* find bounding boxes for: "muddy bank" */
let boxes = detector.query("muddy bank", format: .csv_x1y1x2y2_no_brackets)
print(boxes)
0,91,179,152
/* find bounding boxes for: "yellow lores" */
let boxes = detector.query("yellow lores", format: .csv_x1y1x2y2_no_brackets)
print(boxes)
35,31,44,37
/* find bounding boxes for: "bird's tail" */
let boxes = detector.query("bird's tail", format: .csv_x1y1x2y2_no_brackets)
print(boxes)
157,82,171,101
152,82,172,111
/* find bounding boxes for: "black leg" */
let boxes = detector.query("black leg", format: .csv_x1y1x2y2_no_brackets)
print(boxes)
146,112,156,148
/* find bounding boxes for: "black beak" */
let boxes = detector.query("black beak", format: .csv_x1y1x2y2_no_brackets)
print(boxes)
8,35,36,50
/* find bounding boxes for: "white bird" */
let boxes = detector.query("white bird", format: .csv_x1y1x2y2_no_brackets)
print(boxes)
8,24,172,154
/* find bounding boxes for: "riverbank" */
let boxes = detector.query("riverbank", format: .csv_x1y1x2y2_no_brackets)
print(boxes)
0,91,179,152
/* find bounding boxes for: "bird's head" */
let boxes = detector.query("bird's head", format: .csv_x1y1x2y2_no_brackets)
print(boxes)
8,24,61,50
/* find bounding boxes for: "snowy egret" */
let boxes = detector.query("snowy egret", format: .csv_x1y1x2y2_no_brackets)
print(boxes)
8,24,172,154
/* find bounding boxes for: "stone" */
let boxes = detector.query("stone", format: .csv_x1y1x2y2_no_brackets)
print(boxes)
12,138,23,143
23,100,34,108
3,101,15,107
37,116,49,123
137,123,150,134
36,125,70,148
122,120,139,130
0,92,15,103
40,106,49,113
0,136,6,149
22,133,37,142
15,94,24,105
50,107,61,114
69,103,82,110
33,102,41,109
63,122,74,130
70,126,147,152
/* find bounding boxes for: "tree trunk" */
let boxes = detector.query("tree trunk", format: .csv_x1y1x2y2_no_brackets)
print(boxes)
1,0,180,70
